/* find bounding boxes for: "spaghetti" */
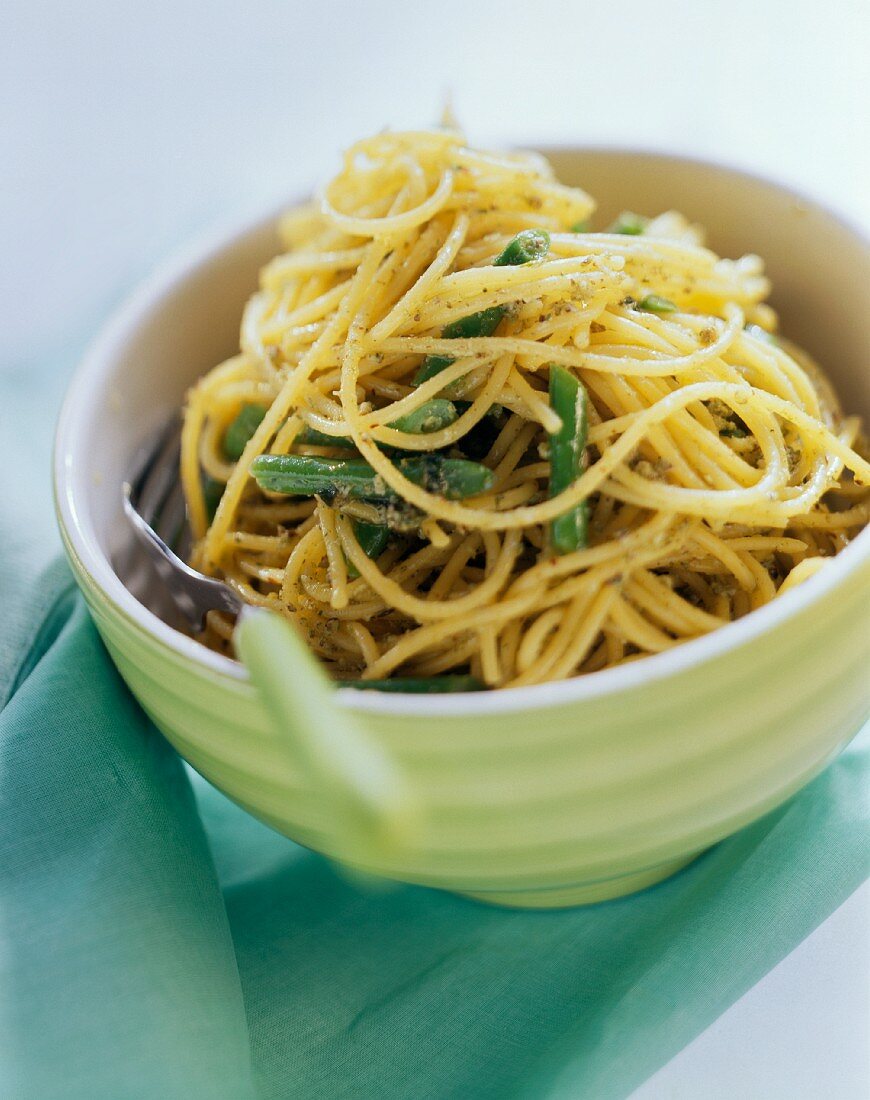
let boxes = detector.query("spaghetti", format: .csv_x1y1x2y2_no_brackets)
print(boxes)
180,127,870,690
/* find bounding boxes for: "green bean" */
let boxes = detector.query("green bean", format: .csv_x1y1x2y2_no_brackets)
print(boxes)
388,398,458,435
296,425,356,449
607,211,647,235
413,229,551,385
569,218,591,232
223,404,267,460
338,675,486,693
548,365,589,554
413,309,503,386
346,519,390,578
218,398,459,457
492,228,550,267
440,307,505,341
224,403,357,455
252,453,494,503
413,355,455,384
637,294,677,314
297,399,459,449
202,476,225,522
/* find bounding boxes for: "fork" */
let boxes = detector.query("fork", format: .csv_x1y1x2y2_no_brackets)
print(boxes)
123,417,414,862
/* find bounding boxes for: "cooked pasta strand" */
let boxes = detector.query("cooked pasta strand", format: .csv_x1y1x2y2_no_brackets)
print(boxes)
181,127,868,686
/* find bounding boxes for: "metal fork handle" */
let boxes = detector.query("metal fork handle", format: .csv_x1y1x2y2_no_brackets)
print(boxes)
123,473,416,862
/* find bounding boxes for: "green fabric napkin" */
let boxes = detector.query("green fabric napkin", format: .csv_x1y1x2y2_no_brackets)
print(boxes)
2,562,868,1100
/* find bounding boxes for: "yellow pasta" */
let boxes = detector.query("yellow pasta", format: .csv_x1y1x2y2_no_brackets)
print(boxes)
180,126,869,690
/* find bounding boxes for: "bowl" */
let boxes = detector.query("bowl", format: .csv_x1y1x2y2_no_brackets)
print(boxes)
53,149,870,908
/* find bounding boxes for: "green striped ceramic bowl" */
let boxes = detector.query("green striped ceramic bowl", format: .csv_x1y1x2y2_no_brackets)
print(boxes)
53,150,870,907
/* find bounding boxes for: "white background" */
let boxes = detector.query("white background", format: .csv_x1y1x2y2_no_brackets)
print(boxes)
1,2,868,1095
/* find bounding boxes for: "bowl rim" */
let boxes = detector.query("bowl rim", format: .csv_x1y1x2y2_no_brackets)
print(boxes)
53,145,870,718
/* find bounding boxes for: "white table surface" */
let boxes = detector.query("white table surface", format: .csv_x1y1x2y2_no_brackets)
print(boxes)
2,2,868,1095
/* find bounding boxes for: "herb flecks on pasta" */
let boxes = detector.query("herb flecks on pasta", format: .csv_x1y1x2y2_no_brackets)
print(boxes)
180,127,870,690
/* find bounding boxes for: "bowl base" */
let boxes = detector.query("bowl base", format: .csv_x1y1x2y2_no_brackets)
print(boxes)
458,851,701,909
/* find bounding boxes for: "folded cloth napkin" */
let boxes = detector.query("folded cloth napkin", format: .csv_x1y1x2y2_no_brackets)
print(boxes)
2,562,868,1100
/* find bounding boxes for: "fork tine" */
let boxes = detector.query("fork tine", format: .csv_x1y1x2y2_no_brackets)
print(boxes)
153,476,187,552
124,415,244,630
137,434,182,529
128,417,181,506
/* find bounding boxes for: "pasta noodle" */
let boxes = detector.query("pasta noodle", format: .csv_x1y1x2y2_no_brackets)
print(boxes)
180,126,869,690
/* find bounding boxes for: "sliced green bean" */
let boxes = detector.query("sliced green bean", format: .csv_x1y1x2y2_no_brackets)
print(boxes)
388,398,458,435
492,228,550,267
296,425,356,449
202,476,225,522
297,398,458,450
346,519,391,578
414,306,503,386
413,354,455,384
607,211,647,235
413,229,551,385
440,307,505,341
223,404,267,460
252,453,494,503
338,675,486,693
548,365,589,555
637,294,677,314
